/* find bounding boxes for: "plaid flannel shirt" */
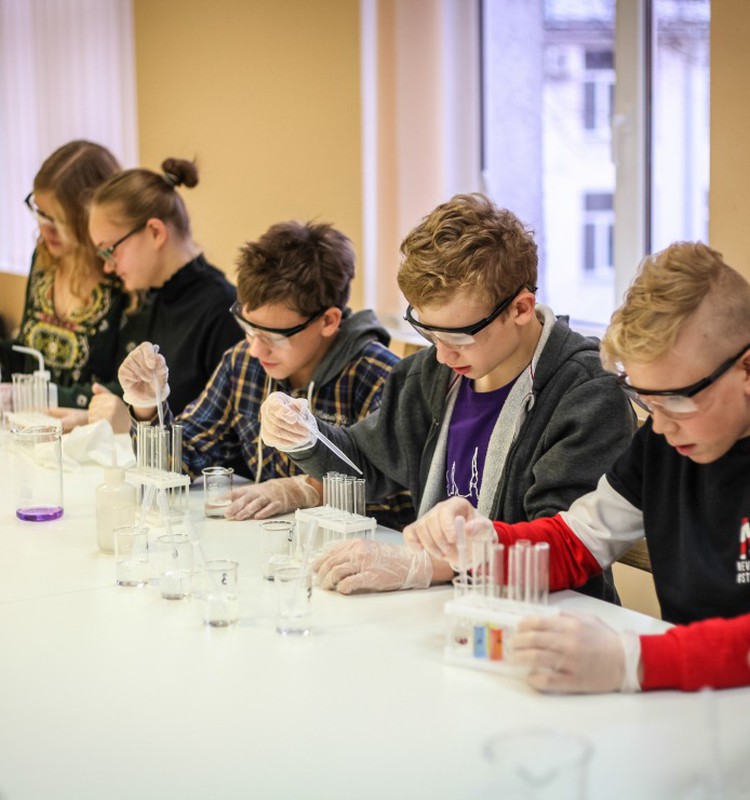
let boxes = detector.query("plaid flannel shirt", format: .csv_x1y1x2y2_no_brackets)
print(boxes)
168,338,415,529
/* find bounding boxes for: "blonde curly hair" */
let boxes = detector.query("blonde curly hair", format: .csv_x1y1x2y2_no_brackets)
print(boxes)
397,193,537,309
601,241,750,371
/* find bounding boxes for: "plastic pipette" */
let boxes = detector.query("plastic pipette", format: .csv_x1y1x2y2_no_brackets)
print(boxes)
296,413,363,476
152,344,165,432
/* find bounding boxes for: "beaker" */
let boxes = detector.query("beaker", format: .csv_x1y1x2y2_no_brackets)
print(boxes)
13,425,63,521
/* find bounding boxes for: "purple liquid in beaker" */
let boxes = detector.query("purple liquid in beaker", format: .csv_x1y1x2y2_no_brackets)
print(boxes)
16,505,64,522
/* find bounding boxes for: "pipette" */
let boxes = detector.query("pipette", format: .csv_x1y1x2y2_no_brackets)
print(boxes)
152,344,165,431
295,412,363,476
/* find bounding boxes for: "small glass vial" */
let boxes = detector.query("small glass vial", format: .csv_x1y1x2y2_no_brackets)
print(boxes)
96,466,136,553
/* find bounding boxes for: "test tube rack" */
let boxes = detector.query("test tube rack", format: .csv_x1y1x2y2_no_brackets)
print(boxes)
294,506,376,542
444,538,553,675
126,469,191,523
444,595,559,675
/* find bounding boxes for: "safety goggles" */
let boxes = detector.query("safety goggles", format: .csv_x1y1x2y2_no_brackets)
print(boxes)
96,223,147,265
404,285,535,347
24,193,67,230
617,342,750,418
230,301,326,349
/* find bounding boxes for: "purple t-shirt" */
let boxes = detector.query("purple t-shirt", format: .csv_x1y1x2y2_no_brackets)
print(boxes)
445,376,518,507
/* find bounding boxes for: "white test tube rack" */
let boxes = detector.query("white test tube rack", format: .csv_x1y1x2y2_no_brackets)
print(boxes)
444,539,556,675
294,505,376,548
126,469,191,525
128,422,189,524
444,595,559,676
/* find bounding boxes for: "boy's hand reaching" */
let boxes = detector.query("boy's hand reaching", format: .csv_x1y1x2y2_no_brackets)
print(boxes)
260,392,318,451
403,497,496,564
223,475,321,520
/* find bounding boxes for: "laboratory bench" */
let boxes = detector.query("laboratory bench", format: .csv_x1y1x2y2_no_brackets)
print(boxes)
0,446,747,800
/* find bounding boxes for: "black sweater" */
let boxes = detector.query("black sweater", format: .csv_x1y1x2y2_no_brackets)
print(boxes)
117,254,242,414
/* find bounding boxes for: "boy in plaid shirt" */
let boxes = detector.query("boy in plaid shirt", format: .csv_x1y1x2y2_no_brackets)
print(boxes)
118,220,413,527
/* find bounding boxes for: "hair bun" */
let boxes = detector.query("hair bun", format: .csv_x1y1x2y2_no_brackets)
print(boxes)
160,157,199,189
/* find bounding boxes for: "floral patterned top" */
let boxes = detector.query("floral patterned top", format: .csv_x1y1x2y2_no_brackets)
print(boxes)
15,251,128,407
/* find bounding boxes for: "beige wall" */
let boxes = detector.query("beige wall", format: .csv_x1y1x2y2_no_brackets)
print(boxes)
132,0,363,302
709,0,750,277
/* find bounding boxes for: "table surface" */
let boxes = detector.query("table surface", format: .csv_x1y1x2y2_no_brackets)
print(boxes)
0,445,748,800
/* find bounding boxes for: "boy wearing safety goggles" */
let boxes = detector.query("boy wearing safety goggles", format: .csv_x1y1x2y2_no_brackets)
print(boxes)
117,220,412,526
404,241,750,692
260,193,636,597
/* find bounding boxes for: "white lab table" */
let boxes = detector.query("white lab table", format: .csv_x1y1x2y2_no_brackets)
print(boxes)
0,452,747,800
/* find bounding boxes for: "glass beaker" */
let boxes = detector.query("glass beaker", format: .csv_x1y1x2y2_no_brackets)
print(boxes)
13,425,63,521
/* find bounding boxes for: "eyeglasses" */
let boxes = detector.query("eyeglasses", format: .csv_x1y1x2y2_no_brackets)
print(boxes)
230,301,326,349
96,223,147,265
404,285,535,347
617,342,750,418
24,193,66,229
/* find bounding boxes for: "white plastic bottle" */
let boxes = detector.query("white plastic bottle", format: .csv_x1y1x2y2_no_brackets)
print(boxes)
96,466,136,554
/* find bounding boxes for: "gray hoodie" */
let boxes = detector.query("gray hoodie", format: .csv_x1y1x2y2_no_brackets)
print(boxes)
292,306,637,599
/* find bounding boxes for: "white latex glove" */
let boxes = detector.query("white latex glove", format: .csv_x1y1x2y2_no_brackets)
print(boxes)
260,391,317,452
508,611,642,694
313,539,433,594
403,497,497,564
118,342,170,408
223,475,322,521
88,383,132,434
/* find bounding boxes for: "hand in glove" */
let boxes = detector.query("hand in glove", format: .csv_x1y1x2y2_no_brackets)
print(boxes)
223,475,322,521
118,342,170,409
260,392,317,452
403,497,497,565
509,611,642,694
313,539,433,595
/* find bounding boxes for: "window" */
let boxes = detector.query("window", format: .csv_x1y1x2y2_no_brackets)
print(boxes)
0,0,138,276
481,0,710,328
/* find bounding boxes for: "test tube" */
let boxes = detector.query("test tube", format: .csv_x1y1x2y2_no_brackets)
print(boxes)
171,424,183,474
340,476,353,514
508,539,531,602
490,543,505,598
157,429,170,473
533,542,550,605
353,478,366,516
322,474,330,506
470,538,489,595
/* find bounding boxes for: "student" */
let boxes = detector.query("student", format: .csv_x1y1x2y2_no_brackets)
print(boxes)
2,140,129,411
85,157,242,429
117,220,413,526
403,242,750,693
260,193,636,598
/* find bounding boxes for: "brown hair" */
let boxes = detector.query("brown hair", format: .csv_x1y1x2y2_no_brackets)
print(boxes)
397,193,538,309
91,157,198,237
236,221,355,315
33,140,121,297
601,241,750,370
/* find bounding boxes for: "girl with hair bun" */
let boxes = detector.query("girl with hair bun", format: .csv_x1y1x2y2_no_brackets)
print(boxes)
86,157,241,429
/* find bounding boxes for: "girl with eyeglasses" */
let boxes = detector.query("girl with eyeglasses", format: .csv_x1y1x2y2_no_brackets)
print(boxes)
85,157,242,430
5,140,132,412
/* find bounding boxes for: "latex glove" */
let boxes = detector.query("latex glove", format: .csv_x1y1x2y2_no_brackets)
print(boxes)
260,391,317,452
508,611,642,694
46,407,89,433
313,539,433,594
403,497,497,564
88,383,132,434
223,475,322,521
118,342,170,408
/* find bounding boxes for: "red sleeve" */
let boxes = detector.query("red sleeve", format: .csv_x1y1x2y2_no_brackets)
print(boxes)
492,514,602,592
640,613,750,691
